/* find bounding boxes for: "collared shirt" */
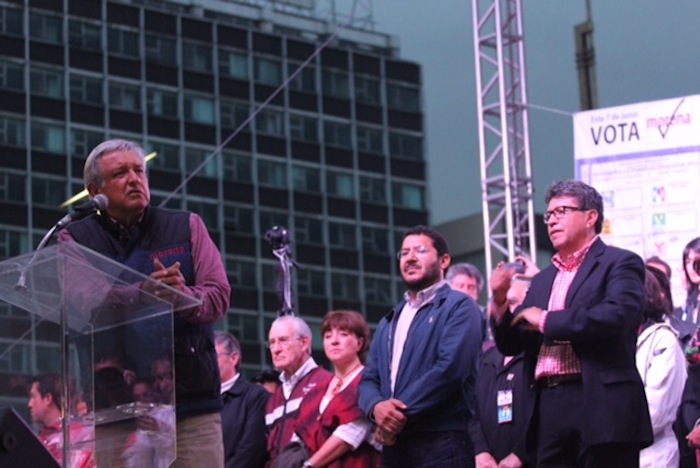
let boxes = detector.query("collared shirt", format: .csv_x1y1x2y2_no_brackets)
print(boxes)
535,236,598,379
280,357,318,400
391,280,445,391
220,372,240,394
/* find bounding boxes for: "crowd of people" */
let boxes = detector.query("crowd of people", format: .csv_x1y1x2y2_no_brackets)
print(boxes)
20,139,700,468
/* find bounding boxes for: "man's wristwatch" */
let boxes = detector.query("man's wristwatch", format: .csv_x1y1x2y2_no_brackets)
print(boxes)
302,461,313,468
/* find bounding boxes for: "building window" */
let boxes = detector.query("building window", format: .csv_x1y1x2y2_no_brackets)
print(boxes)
0,116,25,147
109,82,141,111
327,171,354,199
288,63,315,93
392,182,425,210
329,222,356,249
220,100,249,129
223,204,254,235
108,27,140,58
331,273,359,300
70,74,103,104
147,88,178,118
354,76,380,104
32,178,65,207
184,95,215,125
31,122,65,154
322,70,349,99
357,126,383,153
145,34,177,65
365,277,392,304
0,60,23,91
183,41,212,72
362,226,389,253
0,173,25,202
256,109,284,137
292,165,320,193
324,121,352,148
294,215,323,244
261,263,280,292
0,7,23,36
29,12,62,44
289,114,317,142
70,129,103,158
359,176,386,204
387,83,421,112
185,147,217,178
30,66,64,99
0,229,29,258
146,141,180,171
258,159,287,188
219,49,248,80
297,269,326,296
186,200,218,229
226,258,257,288
254,57,282,86
389,132,423,160
222,152,252,183
68,20,101,51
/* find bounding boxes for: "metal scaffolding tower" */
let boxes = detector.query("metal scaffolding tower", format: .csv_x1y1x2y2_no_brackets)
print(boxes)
472,0,537,276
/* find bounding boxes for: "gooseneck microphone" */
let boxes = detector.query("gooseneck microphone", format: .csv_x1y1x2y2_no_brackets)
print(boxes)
55,194,109,230
15,195,109,290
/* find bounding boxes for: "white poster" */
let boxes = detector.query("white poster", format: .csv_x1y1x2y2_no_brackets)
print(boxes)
574,95,700,306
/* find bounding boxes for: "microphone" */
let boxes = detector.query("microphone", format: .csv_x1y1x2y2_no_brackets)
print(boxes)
56,194,109,230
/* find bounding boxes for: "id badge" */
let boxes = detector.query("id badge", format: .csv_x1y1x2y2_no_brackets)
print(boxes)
497,389,513,424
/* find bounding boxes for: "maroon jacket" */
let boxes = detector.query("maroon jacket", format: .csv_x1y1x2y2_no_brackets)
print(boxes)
265,366,332,465
295,372,381,468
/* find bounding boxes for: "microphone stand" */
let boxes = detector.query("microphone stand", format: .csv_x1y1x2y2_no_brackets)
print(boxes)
15,225,59,291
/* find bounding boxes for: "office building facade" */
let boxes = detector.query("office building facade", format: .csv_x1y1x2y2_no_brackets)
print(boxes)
0,0,426,389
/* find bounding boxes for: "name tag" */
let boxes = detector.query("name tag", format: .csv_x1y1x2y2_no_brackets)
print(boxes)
497,389,513,424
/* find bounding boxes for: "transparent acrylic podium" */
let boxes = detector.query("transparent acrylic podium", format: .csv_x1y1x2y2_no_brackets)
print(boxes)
0,242,202,467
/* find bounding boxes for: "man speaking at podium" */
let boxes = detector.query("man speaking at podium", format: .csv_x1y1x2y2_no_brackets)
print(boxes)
58,139,231,467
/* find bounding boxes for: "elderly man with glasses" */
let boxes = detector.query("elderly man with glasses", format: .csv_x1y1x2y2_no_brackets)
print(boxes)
265,315,332,466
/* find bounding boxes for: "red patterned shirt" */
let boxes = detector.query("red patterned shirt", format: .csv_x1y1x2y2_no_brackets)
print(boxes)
534,236,598,379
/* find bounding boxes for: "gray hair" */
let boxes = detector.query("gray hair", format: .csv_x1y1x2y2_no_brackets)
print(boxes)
446,263,485,292
270,315,313,356
214,330,242,361
84,139,147,189
545,180,604,234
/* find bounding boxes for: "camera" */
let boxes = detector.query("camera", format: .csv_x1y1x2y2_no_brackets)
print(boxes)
504,260,526,274
265,226,290,250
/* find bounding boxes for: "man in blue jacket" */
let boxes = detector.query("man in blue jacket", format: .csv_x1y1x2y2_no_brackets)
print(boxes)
359,225,483,467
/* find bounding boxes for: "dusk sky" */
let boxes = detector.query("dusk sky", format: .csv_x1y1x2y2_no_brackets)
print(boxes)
366,1,700,224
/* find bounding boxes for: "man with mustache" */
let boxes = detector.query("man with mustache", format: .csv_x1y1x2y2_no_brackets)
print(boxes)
59,139,231,467
359,225,483,467
490,180,653,467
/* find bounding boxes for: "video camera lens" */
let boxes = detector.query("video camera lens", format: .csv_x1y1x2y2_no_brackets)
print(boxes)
265,226,290,250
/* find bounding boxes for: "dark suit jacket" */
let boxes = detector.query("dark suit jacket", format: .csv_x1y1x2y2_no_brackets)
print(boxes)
468,346,533,466
221,377,270,468
493,238,653,449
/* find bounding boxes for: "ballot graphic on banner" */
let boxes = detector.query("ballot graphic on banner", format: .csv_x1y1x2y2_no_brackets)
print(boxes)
574,95,700,305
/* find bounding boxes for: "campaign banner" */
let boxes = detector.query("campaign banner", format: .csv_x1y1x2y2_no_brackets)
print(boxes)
573,95,700,306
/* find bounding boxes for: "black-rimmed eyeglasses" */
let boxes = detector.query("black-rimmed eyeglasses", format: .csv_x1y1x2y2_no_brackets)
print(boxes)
542,206,585,224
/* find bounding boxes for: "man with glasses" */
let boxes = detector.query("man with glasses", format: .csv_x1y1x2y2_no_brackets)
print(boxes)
264,315,332,465
490,180,653,467
359,225,483,467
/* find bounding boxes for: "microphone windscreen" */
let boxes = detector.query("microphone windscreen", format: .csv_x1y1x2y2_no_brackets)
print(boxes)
93,194,109,211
